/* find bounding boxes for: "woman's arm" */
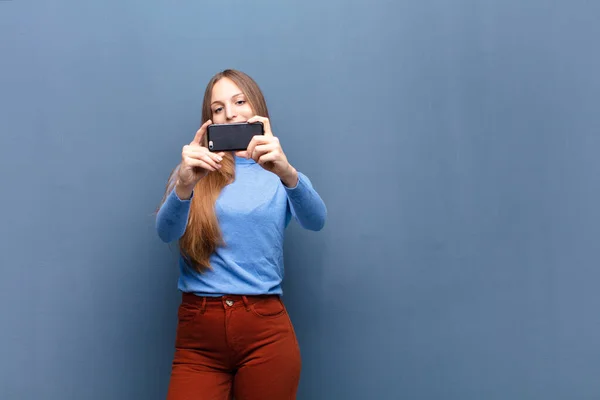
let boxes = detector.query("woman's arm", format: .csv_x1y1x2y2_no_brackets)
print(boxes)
241,116,327,231
284,171,327,231
155,165,194,243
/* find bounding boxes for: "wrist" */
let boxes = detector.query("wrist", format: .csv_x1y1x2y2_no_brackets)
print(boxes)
175,179,195,200
280,165,299,188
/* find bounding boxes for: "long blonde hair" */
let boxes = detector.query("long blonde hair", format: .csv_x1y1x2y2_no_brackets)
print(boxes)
160,69,270,272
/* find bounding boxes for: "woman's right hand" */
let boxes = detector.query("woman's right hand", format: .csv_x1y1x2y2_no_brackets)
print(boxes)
175,120,225,198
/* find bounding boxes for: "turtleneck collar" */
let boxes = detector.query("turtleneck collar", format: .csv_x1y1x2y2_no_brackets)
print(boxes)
234,155,256,165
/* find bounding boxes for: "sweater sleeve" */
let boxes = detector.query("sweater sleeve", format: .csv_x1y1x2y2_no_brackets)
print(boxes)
284,171,327,231
155,188,193,243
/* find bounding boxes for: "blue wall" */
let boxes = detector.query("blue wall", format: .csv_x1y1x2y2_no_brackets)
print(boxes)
1,1,599,399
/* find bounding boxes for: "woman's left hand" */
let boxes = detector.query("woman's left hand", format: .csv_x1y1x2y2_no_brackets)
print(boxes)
242,116,298,187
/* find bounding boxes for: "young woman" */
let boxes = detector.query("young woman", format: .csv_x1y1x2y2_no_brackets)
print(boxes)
156,69,327,400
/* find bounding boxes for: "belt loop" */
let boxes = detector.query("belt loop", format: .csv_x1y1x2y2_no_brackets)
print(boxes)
200,297,207,314
242,295,250,311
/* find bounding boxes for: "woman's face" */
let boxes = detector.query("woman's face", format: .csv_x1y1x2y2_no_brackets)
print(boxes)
210,77,254,124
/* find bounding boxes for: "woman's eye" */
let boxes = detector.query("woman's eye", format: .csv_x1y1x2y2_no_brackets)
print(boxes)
236,100,246,105
213,107,223,113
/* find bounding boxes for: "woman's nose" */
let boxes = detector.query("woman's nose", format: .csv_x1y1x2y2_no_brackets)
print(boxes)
225,106,237,121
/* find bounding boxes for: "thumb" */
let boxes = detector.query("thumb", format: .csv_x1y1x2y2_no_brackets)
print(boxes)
192,120,212,145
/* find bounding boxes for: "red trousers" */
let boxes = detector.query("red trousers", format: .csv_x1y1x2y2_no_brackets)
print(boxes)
166,292,302,400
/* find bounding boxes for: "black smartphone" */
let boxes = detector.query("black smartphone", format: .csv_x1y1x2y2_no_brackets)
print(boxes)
206,122,264,152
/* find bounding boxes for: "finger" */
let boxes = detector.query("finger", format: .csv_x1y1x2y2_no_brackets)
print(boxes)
247,116,272,137
186,147,223,163
251,143,278,161
235,150,249,158
186,152,221,170
257,151,279,166
205,150,224,164
185,157,218,171
200,153,222,170
185,158,216,172
246,135,273,158
192,119,213,145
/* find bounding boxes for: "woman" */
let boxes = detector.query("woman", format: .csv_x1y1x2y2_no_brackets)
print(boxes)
156,69,327,400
